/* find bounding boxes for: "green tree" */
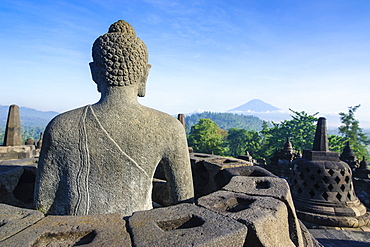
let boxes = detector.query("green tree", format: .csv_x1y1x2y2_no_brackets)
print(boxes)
264,109,318,156
226,128,262,158
243,130,262,159
227,128,248,157
328,135,348,154
259,121,271,158
22,126,44,144
0,126,4,145
187,118,225,155
338,105,370,159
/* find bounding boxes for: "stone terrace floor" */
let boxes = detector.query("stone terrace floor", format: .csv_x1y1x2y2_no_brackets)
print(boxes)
306,222,370,246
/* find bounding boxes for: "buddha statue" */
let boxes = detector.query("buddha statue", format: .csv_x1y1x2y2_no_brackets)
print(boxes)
34,20,194,216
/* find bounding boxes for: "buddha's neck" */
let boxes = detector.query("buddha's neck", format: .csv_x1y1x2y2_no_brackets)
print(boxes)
96,85,140,108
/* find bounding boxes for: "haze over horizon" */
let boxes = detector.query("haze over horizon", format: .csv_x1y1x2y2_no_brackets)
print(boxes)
1,1,369,126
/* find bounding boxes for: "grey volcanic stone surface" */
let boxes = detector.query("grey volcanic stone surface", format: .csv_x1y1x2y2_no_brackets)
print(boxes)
310,229,370,246
190,153,252,198
223,175,305,246
0,203,44,241
197,191,296,246
0,159,37,208
1,213,131,246
34,20,194,216
127,203,247,247
222,165,276,182
223,175,292,202
3,105,22,146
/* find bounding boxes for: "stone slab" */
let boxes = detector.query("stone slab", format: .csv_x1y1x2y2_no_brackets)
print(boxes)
127,203,247,247
190,153,221,165
0,203,44,241
1,213,131,246
309,229,370,247
299,221,323,247
197,190,297,246
222,175,292,202
296,210,370,228
0,158,38,167
0,146,36,161
222,165,276,180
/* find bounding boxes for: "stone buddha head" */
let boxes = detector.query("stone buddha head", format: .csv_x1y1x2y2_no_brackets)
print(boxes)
90,20,151,97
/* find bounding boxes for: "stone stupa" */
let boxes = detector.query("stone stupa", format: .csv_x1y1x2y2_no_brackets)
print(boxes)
340,141,360,170
289,117,369,227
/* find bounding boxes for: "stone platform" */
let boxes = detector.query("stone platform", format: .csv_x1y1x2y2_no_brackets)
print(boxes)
0,155,321,246
308,226,370,246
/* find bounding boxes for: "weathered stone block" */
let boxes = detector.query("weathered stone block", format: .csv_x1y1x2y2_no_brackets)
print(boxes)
0,203,44,241
202,157,252,194
0,146,36,161
127,203,247,247
190,153,220,165
0,159,37,208
222,165,276,181
1,213,131,246
190,153,252,198
223,176,304,246
223,175,291,203
197,191,296,246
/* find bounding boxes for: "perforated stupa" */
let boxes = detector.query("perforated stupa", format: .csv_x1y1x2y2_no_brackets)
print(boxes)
289,118,369,227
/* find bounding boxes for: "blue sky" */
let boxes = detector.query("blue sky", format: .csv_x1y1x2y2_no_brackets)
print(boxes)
1,0,370,126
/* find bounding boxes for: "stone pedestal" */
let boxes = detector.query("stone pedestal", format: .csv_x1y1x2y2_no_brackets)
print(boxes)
0,145,36,161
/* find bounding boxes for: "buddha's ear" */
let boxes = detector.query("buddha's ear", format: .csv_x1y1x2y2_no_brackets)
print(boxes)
138,64,151,97
138,83,146,97
90,62,103,93
89,62,97,82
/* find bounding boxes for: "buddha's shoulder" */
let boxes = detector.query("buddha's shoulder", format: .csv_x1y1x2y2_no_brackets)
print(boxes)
143,106,181,123
45,106,89,132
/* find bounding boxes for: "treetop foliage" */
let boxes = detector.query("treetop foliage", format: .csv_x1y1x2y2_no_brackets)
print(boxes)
185,112,268,134
338,105,370,159
187,118,225,155
264,109,319,154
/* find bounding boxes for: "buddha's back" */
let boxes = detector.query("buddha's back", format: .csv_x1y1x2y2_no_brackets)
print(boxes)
34,20,194,216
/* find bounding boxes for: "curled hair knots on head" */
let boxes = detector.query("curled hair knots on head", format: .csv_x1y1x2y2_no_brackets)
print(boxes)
108,20,136,36
92,20,148,87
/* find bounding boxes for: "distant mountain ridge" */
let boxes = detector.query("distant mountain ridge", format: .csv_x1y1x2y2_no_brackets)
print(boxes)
228,99,281,112
0,105,59,127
